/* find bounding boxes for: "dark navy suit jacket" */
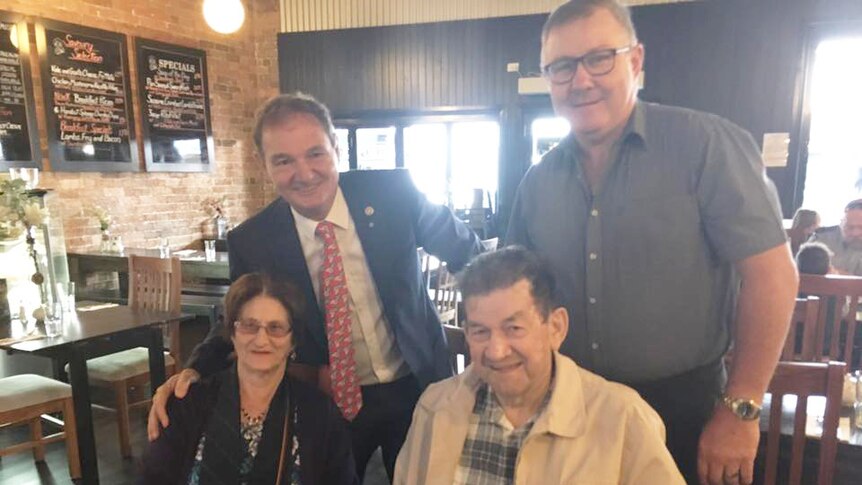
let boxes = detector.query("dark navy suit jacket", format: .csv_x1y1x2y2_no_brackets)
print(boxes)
189,169,482,388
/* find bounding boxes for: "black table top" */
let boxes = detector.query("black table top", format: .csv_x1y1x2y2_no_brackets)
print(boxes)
0,305,190,354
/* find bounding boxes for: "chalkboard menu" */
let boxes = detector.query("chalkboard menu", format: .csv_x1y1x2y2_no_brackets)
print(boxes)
35,20,137,172
0,11,41,169
136,38,213,173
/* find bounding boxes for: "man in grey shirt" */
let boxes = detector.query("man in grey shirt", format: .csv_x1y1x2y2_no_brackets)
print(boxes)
507,1,798,484
810,199,862,275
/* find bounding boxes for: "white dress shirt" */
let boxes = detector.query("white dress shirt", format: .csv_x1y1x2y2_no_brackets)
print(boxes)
292,188,409,385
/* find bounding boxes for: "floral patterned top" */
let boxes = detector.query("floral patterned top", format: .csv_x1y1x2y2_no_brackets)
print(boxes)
187,409,302,485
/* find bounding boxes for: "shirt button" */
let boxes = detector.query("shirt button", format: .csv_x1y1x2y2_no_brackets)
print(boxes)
591,209,599,217
591,342,599,350
589,252,597,261
589,297,596,304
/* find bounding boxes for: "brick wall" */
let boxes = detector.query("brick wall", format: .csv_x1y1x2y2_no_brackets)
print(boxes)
5,0,280,252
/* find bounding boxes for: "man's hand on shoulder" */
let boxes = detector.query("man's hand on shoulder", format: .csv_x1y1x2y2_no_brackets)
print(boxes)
146,368,200,441
697,406,759,485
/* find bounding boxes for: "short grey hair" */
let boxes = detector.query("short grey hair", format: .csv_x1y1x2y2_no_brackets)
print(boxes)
542,0,638,43
252,92,337,157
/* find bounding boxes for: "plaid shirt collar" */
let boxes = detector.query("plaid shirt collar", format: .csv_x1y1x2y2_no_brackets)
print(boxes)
453,366,556,485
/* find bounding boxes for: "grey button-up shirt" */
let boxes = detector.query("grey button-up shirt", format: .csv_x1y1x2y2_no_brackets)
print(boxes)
810,225,862,275
507,102,786,382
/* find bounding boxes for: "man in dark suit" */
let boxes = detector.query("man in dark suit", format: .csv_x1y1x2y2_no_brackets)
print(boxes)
147,92,482,482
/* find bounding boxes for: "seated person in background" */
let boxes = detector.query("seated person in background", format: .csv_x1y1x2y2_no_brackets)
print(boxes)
140,273,357,484
394,247,683,484
787,208,820,255
811,199,862,275
796,242,834,275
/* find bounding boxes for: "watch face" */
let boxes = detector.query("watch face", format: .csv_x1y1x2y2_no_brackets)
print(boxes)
735,400,760,420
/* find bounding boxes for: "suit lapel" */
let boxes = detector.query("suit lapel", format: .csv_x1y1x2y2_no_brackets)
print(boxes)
264,200,328,356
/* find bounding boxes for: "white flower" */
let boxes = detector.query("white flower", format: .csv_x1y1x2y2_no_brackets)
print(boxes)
22,202,48,227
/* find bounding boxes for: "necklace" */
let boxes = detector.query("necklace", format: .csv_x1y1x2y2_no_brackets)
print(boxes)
241,407,268,426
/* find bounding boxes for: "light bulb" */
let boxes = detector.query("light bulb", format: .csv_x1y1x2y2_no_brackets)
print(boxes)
203,0,245,35
9,23,18,50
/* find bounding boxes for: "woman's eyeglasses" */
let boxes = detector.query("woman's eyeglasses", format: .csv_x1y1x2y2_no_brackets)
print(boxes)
234,318,292,338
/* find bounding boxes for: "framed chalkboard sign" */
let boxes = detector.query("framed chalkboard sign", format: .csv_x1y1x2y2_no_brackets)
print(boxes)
0,11,41,169
135,38,213,173
35,19,137,172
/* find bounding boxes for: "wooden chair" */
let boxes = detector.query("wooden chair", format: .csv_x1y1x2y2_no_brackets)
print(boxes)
432,262,459,326
0,374,81,479
798,273,862,370
442,324,470,374
782,297,821,361
69,255,180,457
762,361,844,485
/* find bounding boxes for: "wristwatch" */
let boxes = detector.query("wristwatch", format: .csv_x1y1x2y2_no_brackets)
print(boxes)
720,395,761,421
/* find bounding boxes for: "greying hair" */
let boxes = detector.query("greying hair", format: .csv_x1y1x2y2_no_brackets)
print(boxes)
542,0,638,43
458,246,557,320
252,92,337,157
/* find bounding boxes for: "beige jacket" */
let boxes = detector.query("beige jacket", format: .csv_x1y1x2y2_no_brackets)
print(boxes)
393,352,684,485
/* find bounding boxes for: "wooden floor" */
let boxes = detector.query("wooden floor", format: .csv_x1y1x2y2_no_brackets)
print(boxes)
0,398,389,484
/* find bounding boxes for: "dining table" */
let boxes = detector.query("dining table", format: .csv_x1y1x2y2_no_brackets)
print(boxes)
0,303,192,485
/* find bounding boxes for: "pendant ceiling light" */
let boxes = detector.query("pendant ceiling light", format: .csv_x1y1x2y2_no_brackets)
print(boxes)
203,0,246,34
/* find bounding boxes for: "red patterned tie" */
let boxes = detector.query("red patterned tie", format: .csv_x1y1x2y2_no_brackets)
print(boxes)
315,221,363,421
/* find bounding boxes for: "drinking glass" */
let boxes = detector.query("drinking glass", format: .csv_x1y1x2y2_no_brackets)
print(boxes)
204,239,216,261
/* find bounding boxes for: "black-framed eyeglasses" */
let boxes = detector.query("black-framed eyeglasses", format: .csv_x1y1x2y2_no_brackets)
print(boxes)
234,318,292,338
542,45,636,84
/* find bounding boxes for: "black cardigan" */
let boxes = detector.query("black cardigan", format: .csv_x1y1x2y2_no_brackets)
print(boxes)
138,371,358,484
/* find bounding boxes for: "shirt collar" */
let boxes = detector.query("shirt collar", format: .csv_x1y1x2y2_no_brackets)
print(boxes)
291,187,350,235
456,352,586,439
559,101,647,156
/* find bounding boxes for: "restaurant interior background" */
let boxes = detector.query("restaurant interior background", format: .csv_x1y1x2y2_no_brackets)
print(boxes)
0,0,859,250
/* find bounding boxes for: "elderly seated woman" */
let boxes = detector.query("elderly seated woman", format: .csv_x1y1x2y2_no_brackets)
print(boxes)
140,273,357,484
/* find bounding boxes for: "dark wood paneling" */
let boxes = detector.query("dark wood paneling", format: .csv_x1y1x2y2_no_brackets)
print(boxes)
279,16,544,112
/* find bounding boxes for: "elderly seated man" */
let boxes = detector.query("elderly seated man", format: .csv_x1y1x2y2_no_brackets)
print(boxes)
394,247,683,484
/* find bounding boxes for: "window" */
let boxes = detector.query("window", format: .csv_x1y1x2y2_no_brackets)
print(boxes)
335,114,501,212
801,36,862,225
334,128,350,172
404,123,448,205
450,121,499,210
356,127,396,170
531,117,570,165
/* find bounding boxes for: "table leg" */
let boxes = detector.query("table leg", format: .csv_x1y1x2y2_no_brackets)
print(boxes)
67,349,99,485
52,357,69,382
148,326,167,392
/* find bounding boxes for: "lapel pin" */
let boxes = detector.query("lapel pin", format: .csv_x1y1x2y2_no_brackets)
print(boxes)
364,206,375,217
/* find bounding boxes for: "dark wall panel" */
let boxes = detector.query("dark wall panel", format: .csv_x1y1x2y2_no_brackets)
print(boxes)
279,16,544,112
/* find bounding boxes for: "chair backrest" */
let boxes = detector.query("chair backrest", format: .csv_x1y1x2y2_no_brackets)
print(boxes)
433,262,459,326
127,255,181,313
442,324,470,374
798,273,862,369
763,360,845,485
782,297,821,361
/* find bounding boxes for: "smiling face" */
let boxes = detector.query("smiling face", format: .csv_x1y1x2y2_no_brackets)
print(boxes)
231,295,294,374
464,279,568,405
261,113,340,221
541,7,643,147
